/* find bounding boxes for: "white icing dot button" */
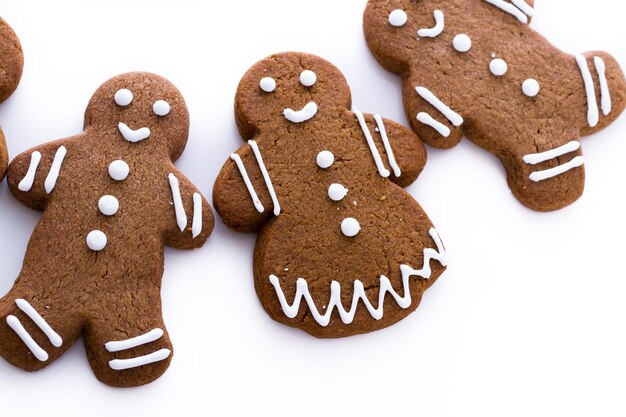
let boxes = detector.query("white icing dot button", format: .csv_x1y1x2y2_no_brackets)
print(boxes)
98,195,119,216
388,9,408,27
114,89,133,106
109,160,129,181
328,183,348,202
489,58,508,76
260,77,276,93
316,150,334,169
522,79,540,97
341,218,361,237
153,100,170,116
453,34,472,53
86,230,107,252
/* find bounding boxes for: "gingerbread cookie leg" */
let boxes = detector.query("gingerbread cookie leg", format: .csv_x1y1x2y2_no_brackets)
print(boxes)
0,289,83,371
0,130,7,180
83,288,172,388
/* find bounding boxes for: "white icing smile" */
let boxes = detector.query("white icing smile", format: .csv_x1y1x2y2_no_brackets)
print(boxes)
118,122,151,143
283,102,318,123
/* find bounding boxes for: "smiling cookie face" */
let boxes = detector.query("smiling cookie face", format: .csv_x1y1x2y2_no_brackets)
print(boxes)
84,72,190,161
234,53,351,139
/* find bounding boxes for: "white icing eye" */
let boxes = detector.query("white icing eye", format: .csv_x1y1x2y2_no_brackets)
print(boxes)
260,77,276,93
115,89,133,106
300,70,317,87
388,9,408,27
489,58,508,76
153,100,171,116
453,34,472,53
522,79,540,97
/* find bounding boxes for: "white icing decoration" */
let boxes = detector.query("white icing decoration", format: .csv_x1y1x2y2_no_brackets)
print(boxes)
300,70,317,87
230,153,264,213
328,183,348,202
108,160,129,181
594,56,612,116
529,156,585,182
153,100,170,116
388,9,408,27
417,10,444,38
511,0,534,16
269,228,447,326
373,114,401,177
576,54,599,127
523,141,581,165
118,122,151,143
6,315,49,361
489,58,508,76
341,217,361,237
316,151,334,169
417,112,451,137
15,299,62,348
353,106,391,178
522,79,540,97
168,173,188,232
415,86,464,126
114,89,133,106
108,348,171,371
284,102,318,123
44,146,67,194
105,328,164,353
453,34,472,53
249,140,280,216
260,77,276,93
482,0,529,24
18,151,42,192
98,195,119,216
192,193,203,238
86,230,107,251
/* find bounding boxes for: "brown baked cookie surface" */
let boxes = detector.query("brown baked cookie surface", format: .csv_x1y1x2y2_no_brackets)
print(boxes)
213,52,447,338
364,0,626,211
1,72,214,387
0,16,24,180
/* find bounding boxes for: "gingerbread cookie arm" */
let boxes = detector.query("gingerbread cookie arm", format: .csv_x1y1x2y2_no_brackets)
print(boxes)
0,129,7,180
354,110,427,188
213,143,276,233
7,138,71,211
163,168,214,250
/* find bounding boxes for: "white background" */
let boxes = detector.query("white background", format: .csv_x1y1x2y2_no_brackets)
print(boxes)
0,1,625,415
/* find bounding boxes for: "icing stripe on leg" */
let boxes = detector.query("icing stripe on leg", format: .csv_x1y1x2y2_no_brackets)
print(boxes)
108,348,171,371
6,315,49,362
576,54,599,127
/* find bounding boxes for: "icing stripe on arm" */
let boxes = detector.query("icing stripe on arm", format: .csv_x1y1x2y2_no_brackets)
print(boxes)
415,87,464,127
576,54,600,128
248,140,281,216
353,107,391,178
168,173,188,232
44,146,67,194
373,114,401,177
192,193,203,238
417,10,444,38
594,56,612,116
417,112,452,137
15,299,62,347
482,0,529,24
6,315,49,362
230,153,264,213
511,0,534,16
18,151,42,192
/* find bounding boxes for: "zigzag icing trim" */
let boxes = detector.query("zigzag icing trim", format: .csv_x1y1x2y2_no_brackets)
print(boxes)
269,228,447,327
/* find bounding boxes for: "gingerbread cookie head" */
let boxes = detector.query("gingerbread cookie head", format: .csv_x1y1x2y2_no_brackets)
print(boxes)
364,0,626,211
0,17,23,180
235,53,351,139
84,72,190,161
215,52,447,338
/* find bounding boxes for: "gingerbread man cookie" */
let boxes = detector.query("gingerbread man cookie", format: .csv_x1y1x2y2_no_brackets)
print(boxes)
364,0,626,211
0,17,24,180
213,52,447,338
1,72,214,387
